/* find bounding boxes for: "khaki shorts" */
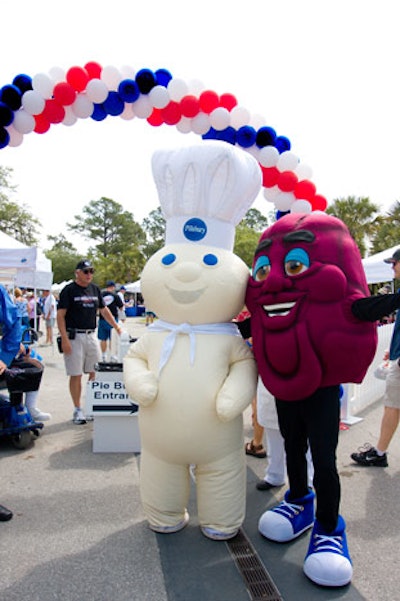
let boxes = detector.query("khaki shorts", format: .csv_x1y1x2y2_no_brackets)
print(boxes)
383,360,400,409
63,332,101,376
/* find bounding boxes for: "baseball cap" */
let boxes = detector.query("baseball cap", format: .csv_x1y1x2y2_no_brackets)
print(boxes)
119,286,126,291
106,280,116,287
383,249,400,264
76,259,94,270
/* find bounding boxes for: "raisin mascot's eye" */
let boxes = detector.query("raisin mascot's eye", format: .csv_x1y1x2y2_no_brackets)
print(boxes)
161,253,176,266
203,253,218,266
284,248,310,276
253,256,271,281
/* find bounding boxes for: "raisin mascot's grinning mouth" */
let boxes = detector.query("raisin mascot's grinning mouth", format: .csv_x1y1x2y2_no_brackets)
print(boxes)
263,302,296,317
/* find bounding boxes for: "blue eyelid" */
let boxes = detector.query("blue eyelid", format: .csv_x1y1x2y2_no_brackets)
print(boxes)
161,253,176,266
285,248,310,266
253,256,270,278
203,254,218,266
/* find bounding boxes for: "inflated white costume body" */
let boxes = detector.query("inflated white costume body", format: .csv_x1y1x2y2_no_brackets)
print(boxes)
124,142,261,539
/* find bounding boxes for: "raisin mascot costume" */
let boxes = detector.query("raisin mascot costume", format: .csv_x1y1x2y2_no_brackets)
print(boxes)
124,142,260,540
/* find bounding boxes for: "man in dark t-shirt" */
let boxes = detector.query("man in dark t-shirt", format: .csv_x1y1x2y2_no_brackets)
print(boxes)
57,260,122,424
98,280,123,361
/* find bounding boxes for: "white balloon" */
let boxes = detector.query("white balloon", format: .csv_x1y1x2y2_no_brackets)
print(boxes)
62,106,77,126
167,78,188,102
249,113,266,129
274,192,296,212
21,90,45,115
149,85,170,109
176,117,192,134
209,107,230,130
295,163,313,180
120,65,136,79
191,113,210,135
101,65,122,90
230,105,250,128
48,66,65,83
132,96,152,119
263,185,281,201
277,151,299,172
86,79,109,103
72,94,94,119
187,79,205,96
13,110,35,134
291,199,312,213
120,104,135,120
32,73,54,99
259,146,279,167
5,125,23,147
246,146,261,161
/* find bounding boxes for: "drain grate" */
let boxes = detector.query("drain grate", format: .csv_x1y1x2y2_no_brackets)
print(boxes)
227,529,284,601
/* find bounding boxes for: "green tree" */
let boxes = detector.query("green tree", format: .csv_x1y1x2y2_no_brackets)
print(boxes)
0,165,41,245
234,208,272,267
45,234,81,283
370,201,400,253
141,206,166,258
326,196,380,257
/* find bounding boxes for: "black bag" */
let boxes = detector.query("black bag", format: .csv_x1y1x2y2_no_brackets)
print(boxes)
56,336,63,353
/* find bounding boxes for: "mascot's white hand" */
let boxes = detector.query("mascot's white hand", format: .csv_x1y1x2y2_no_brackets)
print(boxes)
215,357,257,421
125,370,158,407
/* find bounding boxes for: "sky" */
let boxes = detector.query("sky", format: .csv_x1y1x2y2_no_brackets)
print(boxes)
1,0,400,254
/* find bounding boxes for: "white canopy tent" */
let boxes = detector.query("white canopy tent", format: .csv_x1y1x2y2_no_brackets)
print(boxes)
0,230,53,289
124,280,141,294
362,245,398,285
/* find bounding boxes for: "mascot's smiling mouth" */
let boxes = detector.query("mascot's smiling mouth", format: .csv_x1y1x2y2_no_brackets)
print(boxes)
167,286,205,304
263,301,296,317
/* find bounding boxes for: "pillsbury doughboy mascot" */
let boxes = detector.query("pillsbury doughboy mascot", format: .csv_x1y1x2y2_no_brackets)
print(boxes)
124,141,260,539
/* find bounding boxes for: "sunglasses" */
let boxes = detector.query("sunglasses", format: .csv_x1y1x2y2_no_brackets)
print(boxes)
82,268,95,274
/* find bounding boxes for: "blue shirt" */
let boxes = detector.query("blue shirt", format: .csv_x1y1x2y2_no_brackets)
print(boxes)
0,285,22,366
389,291,400,360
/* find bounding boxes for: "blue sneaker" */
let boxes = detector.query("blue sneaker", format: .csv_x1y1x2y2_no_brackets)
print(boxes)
258,489,315,542
303,515,352,587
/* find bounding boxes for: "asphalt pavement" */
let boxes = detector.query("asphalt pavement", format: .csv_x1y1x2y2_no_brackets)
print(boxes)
0,317,399,601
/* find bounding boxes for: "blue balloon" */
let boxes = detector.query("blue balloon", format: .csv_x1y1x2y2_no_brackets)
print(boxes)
214,126,236,145
155,69,172,87
103,91,124,116
12,74,32,94
118,79,140,103
0,102,14,127
275,136,291,153
0,127,10,149
202,127,218,141
0,84,22,111
135,69,156,94
91,104,107,122
256,126,276,148
237,125,257,148
276,210,290,220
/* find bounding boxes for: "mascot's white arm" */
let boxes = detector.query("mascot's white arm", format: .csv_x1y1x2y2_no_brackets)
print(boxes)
123,336,158,407
216,343,258,422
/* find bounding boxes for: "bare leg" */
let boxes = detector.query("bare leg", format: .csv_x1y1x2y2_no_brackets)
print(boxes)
69,375,82,408
376,406,400,452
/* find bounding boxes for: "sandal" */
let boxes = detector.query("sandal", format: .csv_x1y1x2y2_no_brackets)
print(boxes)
245,440,267,458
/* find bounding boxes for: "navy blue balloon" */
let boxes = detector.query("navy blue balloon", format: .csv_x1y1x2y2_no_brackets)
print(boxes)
0,85,22,111
91,104,107,122
275,136,291,153
237,125,257,148
276,210,290,220
0,102,14,127
0,127,10,149
135,69,156,94
118,79,140,103
103,91,124,116
12,74,32,94
256,126,276,148
155,68,172,87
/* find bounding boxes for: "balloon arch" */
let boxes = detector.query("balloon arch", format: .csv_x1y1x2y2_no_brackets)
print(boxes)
0,62,327,215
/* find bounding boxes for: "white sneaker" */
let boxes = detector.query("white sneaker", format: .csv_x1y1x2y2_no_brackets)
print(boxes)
73,408,87,425
30,407,52,421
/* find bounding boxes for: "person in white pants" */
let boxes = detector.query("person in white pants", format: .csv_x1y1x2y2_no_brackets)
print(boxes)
256,378,314,490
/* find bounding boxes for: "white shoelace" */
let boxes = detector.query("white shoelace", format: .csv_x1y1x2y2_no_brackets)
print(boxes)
273,500,302,519
311,533,344,554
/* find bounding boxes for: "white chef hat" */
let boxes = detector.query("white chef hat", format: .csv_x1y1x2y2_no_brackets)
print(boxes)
151,141,262,251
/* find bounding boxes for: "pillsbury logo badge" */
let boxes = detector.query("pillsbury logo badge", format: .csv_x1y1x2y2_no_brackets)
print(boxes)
183,218,207,242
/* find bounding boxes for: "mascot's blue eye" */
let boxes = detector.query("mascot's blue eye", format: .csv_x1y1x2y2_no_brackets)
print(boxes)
203,253,218,266
284,248,310,276
161,253,176,266
253,256,270,281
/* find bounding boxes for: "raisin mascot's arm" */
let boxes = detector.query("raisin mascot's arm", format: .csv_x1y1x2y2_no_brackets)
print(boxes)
245,212,378,401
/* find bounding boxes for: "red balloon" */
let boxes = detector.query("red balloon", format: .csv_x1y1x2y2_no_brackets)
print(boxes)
43,99,65,124
311,194,328,211
147,108,163,126
53,82,76,106
161,101,181,125
84,61,102,80
261,166,279,188
34,113,50,134
219,93,237,111
199,90,219,114
277,171,298,192
180,95,200,118
66,66,89,92
294,179,317,200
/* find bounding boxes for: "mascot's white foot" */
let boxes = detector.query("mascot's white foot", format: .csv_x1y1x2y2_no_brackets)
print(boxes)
201,526,239,541
303,515,352,587
149,511,189,534
258,489,315,542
